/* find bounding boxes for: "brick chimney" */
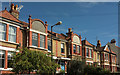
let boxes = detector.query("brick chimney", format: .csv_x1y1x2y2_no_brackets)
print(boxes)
9,3,19,19
110,39,116,46
97,40,101,47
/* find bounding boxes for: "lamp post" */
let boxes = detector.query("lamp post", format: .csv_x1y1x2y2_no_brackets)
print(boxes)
51,21,62,61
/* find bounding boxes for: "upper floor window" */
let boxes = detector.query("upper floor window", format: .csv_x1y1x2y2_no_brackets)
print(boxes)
77,45,80,54
97,53,99,61
32,32,38,46
9,25,16,42
112,56,115,63
0,23,6,40
105,54,108,61
48,39,51,51
89,49,92,58
73,44,76,53
0,50,5,68
40,35,45,48
86,48,89,57
61,43,64,53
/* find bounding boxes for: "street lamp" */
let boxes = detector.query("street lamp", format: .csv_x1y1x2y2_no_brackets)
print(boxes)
51,21,62,61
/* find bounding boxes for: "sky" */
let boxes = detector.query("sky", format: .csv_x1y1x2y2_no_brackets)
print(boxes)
2,2,118,46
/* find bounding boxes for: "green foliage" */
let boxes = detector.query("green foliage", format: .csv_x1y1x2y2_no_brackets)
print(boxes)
67,59,110,75
10,48,58,74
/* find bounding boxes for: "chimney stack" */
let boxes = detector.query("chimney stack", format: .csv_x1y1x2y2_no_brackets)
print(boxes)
68,28,72,33
110,39,116,46
9,3,19,19
97,40,101,47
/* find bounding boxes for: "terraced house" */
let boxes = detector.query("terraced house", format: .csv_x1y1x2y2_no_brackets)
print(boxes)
0,3,119,74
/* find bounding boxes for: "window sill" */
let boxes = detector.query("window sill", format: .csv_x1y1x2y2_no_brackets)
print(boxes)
61,53,65,56
0,68,13,71
86,57,92,59
29,46,48,51
0,40,18,45
48,50,51,53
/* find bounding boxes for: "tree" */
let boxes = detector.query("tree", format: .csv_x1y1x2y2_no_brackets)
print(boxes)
10,48,58,74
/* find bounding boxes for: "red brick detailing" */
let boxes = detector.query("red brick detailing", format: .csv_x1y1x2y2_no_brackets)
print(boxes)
38,33,40,47
16,27,19,43
88,48,90,57
71,43,73,55
76,45,77,54
85,48,86,58
6,24,9,41
28,15,32,29
92,49,93,58
80,46,82,56
20,30,23,47
29,31,32,46
103,53,105,68
4,50,8,69
45,35,47,49
108,54,109,62
65,61,67,72
56,41,58,57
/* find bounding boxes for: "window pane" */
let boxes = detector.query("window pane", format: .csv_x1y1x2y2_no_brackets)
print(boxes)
40,35,45,48
77,46,80,53
0,23,6,40
9,25,16,42
8,52,13,68
61,43,64,53
73,45,76,53
90,49,92,57
48,39,51,51
32,32,38,46
0,50,5,68
86,48,89,57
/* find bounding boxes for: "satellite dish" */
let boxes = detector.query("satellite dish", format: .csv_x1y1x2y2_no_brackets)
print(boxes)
17,5,23,12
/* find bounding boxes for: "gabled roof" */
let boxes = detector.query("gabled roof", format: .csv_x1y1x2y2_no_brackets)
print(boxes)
0,10,21,23
82,39,94,47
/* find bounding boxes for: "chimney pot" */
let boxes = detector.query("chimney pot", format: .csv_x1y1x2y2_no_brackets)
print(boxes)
14,5,18,10
68,28,72,33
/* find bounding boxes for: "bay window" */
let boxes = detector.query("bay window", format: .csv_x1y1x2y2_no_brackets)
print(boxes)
32,32,38,46
0,50,5,68
9,25,16,42
0,23,6,40
40,35,45,48
61,43,64,53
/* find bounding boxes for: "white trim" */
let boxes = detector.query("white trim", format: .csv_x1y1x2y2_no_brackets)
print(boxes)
0,68,13,71
61,57,71,60
0,21,20,28
85,46,93,49
53,56,57,59
71,42,82,46
104,63,109,65
0,46,19,52
86,61,93,63
30,29,47,36
48,50,51,53
0,39,19,45
104,45,108,51
29,46,48,51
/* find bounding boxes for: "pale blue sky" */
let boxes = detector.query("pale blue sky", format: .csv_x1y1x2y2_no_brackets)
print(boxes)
2,2,118,46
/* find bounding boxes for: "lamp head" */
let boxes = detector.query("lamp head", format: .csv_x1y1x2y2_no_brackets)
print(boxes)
55,21,62,25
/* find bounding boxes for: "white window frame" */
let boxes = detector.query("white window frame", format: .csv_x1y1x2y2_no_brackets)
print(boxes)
0,50,5,68
32,32,38,47
8,25,16,43
0,23,6,41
